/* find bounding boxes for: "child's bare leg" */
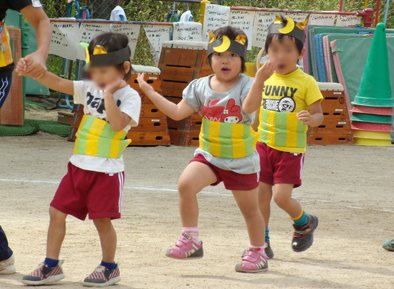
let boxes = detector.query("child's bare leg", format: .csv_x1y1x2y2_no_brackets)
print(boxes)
93,218,116,263
258,182,273,225
46,206,67,260
177,162,217,227
232,188,265,247
272,184,301,218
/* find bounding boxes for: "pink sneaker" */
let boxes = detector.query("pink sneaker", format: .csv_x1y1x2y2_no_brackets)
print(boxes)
165,233,203,259
235,248,268,273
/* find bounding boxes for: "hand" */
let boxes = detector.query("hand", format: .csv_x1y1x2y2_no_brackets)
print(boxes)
104,79,127,95
255,60,276,84
16,51,47,79
136,73,154,94
297,110,312,125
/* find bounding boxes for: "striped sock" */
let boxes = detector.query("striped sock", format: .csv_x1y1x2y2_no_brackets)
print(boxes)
292,209,308,227
182,227,199,243
265,227,270,242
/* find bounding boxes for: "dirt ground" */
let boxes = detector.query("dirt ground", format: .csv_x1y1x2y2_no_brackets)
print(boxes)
0,133,394,289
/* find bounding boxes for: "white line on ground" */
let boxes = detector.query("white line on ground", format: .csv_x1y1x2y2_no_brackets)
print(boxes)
0,178,231,196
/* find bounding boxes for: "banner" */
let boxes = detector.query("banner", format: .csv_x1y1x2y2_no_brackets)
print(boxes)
229,10,255,50
173,22,203,41
309,14,336,26
336,15,361,26
252,12,276,49
110,24,140,59
202,4,230,40
48,22,80,61
143,25,171,65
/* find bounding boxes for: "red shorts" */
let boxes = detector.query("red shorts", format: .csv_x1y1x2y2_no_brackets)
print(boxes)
190,154,259,191
51,162,125,220
256,142,305,188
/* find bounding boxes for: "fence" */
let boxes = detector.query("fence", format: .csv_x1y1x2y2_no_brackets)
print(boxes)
43,0,393,77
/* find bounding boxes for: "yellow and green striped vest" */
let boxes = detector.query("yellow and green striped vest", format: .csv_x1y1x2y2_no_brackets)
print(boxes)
0,22,13,68
258,108,307,152
199,118,258,159
74,115,131,159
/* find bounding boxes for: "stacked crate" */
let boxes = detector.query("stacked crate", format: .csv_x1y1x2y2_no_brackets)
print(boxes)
126,65,170,146
159,41,213,146
67,104,84,141
308,83,353,145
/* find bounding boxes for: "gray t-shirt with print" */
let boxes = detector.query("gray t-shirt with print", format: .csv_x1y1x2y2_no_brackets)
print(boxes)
183,74,260,174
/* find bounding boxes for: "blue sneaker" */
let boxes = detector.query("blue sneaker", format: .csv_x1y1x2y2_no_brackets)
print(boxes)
383,240,394,251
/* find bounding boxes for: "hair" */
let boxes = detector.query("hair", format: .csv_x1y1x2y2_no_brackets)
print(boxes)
264,34,304,55
207,26,247,73
88,32,132,81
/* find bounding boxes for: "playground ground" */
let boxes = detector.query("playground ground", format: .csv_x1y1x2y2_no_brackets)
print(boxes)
0,132,393,289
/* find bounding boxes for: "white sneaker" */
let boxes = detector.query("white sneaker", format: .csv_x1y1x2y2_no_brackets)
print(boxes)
0,254,16,275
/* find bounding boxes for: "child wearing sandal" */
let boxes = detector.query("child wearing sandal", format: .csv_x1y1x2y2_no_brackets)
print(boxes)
137,26,276,273
18,32,141,286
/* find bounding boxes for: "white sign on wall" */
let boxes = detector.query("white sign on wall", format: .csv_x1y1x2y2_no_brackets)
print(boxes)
229,10,255,50
143,25,171,65
252,12,276,49
173,22,203,41
202,4,230,40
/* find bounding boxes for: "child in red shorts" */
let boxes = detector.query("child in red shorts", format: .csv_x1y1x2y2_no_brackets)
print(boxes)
17,33,141,286
249,15,324,258
138,26,276,273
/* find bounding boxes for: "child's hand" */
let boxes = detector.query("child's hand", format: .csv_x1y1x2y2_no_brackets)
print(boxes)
255,60,276,84
136,73,154,93
297,110,311,125
16,58,28,77
104,79,127,95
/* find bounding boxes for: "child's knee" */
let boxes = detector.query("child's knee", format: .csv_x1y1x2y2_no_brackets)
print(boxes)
93,218,112,231
177,176,196,195
273,193,290,208
49,206,67,222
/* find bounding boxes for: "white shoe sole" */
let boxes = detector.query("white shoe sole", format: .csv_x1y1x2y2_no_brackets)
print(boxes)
0,264,16,275
83,276,120,287
21,273,65,285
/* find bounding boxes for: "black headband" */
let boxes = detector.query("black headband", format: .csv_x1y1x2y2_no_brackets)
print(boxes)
89,47,131,67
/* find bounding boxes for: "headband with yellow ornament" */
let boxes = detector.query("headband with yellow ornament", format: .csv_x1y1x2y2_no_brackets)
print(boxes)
80,42,131,67
207,31,247,60
267,15,308,43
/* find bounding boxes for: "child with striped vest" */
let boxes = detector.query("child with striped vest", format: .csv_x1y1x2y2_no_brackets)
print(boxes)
17,32,141,286
138,26,275,273
249,15,324,258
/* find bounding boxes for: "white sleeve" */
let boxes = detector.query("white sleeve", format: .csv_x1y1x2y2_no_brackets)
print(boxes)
119,90,141,127
73,81,87,105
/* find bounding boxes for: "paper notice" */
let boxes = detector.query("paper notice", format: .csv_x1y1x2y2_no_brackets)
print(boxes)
173,22,203,41
252,12,275,48
110,24,141,59
77,23,111,59
202,4,230,40
284,13,308,23
229,10,255,50
309,14,336,26
49,22,80,60
143,25,171,65
336,15,361,26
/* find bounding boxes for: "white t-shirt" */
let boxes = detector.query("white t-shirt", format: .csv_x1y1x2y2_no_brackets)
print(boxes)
69,81,141,173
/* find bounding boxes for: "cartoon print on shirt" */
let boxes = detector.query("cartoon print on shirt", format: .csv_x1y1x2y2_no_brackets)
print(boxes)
262,84,297,112
200,100,225,122
86,91,122,118
220,99,242,123
200,99,242,123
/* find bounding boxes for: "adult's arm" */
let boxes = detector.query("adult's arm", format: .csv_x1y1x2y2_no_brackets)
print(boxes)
17,4,51,78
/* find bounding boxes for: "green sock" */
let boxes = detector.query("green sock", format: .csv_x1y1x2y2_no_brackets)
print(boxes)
265,227,270,242
292,209,308,227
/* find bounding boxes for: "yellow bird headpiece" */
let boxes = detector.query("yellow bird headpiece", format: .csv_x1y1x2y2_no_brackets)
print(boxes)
80,42,131,67
207,31,247,60
267,14,308,43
